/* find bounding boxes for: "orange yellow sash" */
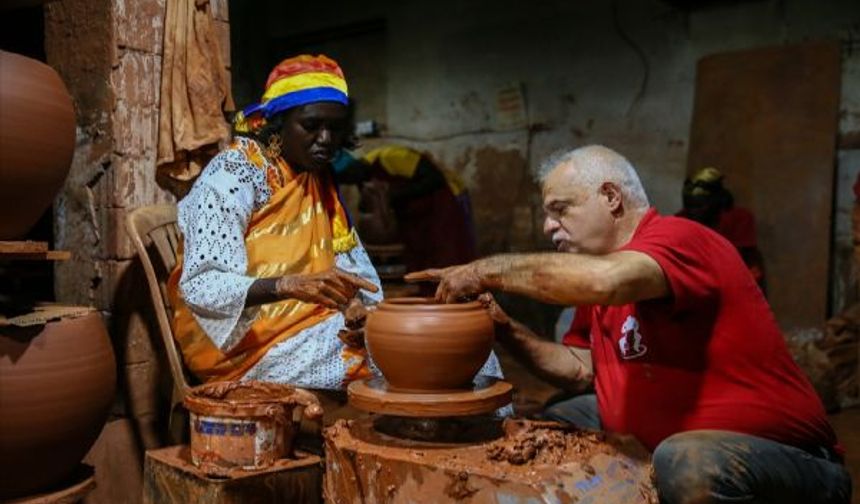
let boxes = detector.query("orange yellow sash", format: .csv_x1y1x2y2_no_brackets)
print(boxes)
167,139,363,383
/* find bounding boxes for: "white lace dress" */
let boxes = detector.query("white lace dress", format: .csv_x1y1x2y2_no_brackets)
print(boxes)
177,139,504,390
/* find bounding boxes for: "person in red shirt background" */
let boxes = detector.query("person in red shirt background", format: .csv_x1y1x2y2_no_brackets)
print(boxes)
677,166,767,293
407,146,850,504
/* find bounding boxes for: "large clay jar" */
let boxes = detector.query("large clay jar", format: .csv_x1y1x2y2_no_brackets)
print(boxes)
365,297,494,391
0,309,116,499
0,50,75,239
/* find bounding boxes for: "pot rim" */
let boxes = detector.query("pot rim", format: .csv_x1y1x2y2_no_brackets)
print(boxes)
376,297,483,312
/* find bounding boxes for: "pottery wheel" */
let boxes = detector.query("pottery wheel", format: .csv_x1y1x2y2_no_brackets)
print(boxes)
347,375,512,417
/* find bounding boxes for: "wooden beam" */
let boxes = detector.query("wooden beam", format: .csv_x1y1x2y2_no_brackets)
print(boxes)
0,241,70,261
0,241,49,253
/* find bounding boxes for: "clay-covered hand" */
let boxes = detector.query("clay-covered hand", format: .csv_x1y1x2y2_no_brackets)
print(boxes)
276,268,379,308
478,292,511,328
337,298,371,348
343,297,369,329
404,263,484,304
337,327,365,349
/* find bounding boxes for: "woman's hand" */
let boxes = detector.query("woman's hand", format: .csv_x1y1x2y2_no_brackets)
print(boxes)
338,298,372,348
276,268,378,308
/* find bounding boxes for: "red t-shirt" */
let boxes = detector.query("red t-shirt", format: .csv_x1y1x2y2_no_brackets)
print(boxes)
716,207,757,248
562,209,836,452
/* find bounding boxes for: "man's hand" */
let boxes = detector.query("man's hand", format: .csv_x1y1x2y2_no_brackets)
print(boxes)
404,263,485,303
276,268,379,308
478,292,511,327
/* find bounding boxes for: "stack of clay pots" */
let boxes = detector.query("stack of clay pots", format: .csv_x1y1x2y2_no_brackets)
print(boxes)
0,50,116,499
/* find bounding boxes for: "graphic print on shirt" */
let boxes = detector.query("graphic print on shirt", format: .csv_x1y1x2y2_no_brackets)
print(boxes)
618,315,647,359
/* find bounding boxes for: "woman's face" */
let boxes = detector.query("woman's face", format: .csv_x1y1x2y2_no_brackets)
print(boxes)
279,102,350,172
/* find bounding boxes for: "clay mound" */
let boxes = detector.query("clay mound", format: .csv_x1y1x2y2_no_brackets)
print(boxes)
486,419,610,466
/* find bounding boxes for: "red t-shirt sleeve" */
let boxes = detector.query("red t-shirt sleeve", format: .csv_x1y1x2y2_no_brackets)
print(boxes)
561,305,592,348
623,218,721,313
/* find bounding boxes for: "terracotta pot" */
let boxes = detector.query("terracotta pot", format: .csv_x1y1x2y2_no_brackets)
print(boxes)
365,297,495,391
0,309,115,499
0,50,75,239
183,381,323,476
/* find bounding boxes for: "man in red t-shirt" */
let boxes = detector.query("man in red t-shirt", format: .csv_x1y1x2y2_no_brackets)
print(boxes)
406,146,850,504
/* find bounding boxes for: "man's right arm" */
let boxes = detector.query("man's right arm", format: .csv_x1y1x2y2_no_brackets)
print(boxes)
496,319,593,392
480,294,592,392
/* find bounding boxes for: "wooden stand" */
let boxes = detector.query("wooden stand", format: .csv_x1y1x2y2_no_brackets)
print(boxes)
324,417,657,503
142,446,323,504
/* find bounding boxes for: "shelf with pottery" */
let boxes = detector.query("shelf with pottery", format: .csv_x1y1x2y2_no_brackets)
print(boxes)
0,50,113,503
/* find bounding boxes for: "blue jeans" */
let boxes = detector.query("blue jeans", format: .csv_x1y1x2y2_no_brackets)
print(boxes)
543,394,852,504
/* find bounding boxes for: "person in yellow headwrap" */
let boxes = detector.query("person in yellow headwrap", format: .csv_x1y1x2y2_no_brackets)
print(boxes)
167,55,384,390
677,167,767,293
333,145,477,287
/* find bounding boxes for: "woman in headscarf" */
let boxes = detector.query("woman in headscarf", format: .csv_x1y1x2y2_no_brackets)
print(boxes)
167,55,383,390
333,145,477,288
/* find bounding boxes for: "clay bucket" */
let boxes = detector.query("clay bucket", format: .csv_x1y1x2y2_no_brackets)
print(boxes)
365,297,495,391
0,309,116,499
183,381,323,476
0,50,75,239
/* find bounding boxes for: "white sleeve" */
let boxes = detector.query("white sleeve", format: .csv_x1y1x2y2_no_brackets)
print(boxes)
177,147,271,352
334,239,384,305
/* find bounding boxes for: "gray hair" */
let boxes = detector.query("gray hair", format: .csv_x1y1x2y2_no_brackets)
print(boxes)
536,145,650,209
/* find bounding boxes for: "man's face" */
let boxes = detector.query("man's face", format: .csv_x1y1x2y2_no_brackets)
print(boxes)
280,102,350,172
541,164,615,254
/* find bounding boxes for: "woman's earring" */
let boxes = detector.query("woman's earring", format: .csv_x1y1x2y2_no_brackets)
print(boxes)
265,134,282,159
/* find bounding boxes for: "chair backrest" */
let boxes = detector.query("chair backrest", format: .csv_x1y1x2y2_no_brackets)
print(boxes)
126,205,191,400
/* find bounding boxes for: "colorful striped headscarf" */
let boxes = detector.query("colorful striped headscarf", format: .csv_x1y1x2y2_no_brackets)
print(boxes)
234,54,349,133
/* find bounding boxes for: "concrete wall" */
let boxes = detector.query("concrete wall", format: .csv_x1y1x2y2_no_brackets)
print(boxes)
235,0,860,329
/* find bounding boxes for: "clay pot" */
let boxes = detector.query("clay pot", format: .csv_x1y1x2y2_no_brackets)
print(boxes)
183,381,323,476
0,50,75,239
0,309,116,499
365,297,495,391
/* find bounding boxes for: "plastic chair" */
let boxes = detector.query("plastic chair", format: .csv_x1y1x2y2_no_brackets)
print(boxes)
126,205,191,441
